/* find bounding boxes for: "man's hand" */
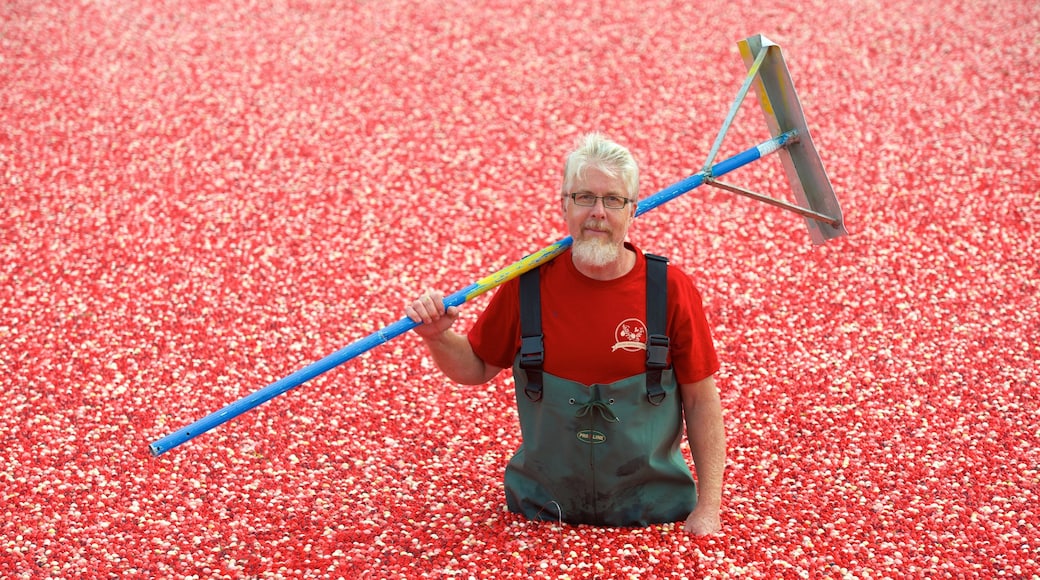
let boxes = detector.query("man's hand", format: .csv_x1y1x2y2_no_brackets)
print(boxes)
405,290,459,339
403,291,500,385
683,504,722,536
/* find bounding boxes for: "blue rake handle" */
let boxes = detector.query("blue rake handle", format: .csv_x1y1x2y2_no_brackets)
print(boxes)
147,130,796,456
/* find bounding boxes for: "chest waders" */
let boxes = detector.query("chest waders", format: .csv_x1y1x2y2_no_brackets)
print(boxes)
504,254,697,527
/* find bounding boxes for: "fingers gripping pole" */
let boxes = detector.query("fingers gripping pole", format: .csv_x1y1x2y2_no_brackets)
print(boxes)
147,131,795,456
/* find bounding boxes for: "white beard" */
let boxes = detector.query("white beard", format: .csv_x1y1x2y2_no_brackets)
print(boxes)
571,238,620,268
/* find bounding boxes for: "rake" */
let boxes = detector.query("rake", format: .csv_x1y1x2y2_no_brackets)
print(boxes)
149,33,847,456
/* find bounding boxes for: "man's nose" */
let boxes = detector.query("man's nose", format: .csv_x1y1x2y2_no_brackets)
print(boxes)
588,197,609,214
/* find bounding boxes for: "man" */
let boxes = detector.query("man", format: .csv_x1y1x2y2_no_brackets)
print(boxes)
405,133,725,535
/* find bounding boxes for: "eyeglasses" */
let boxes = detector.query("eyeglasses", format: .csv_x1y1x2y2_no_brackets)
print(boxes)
566,192,634,210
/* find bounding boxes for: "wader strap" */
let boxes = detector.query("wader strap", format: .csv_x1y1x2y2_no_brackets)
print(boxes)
519,268,544,401
645,254,670,405
519,254,671,404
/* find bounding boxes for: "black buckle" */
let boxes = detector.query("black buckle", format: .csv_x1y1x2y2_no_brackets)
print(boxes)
646,334,669,369
520,335,544,369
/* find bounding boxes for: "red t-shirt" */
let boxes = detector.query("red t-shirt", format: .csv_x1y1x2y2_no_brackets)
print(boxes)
468,244,719,385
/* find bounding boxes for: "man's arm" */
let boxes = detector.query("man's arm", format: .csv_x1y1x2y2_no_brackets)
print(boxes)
405,291,502,385
680,375,726,535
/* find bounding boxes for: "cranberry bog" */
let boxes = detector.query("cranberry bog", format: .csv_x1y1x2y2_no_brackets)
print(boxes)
2,0,1038,578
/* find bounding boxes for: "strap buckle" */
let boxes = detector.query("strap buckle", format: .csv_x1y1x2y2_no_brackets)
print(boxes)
520,335,544,369
646,334,669,369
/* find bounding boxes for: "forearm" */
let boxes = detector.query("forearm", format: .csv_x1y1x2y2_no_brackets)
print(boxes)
682,379,726,508
422,330,500,385
687,414,725,507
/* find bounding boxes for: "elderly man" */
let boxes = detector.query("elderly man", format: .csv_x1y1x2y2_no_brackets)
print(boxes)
406,133,725,535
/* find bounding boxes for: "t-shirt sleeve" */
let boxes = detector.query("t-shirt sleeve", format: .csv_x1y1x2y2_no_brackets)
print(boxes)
668,266,720,384
467,278,523,370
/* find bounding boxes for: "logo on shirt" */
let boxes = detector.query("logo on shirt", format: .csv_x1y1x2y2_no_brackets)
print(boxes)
612,318,647,352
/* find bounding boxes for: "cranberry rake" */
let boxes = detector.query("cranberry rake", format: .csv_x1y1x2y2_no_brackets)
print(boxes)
149,34,845,456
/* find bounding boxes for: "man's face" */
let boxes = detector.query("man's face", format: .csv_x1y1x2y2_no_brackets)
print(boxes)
562,167,636,267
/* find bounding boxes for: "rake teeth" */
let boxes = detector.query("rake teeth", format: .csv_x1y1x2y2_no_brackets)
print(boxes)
739,34,848,244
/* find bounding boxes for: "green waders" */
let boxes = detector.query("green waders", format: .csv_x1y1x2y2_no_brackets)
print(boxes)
503,254,697,527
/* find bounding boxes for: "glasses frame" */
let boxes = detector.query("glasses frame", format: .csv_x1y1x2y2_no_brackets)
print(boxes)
566,192,635,210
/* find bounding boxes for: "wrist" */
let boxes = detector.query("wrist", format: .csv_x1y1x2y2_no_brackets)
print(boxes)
693,498,722,512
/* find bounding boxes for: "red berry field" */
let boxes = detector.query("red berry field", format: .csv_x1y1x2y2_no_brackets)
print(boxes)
2,0,1038,577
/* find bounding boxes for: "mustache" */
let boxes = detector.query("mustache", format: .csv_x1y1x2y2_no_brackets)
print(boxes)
582,219,609,232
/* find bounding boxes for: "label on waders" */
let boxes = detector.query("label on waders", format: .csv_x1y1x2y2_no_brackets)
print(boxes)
577,430,607,444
